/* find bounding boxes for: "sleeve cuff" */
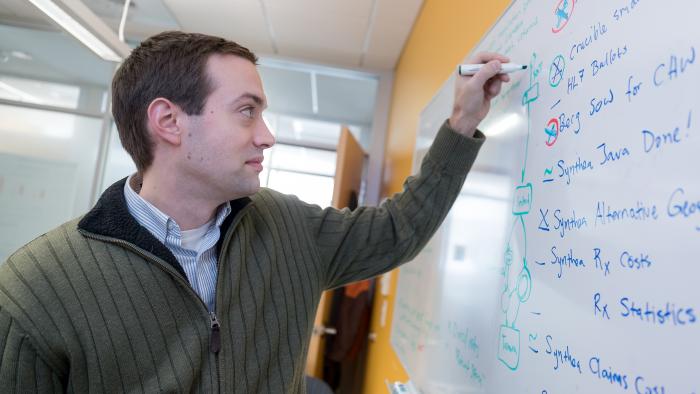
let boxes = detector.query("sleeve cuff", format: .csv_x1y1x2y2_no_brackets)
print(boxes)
424,119,486,174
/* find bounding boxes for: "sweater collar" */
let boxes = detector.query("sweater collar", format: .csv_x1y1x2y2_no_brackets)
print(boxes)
122,174,232,249
78,177,251,277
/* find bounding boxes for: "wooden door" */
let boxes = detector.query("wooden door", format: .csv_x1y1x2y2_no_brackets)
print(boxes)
306,126,365,378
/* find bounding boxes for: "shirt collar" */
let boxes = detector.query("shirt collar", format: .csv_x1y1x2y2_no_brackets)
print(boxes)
123,174,232,245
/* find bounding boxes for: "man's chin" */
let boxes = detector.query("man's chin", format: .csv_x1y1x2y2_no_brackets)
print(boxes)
225,182,260,201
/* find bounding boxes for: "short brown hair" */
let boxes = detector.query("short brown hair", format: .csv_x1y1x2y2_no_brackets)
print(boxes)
111,31,258,172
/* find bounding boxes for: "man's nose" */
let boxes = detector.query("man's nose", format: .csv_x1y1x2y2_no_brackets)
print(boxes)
255,121,275,149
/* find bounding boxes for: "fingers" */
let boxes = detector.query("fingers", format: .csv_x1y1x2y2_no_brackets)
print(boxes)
468,52,510,65
463,52,511,87
469,59,503,88
485,77,504,99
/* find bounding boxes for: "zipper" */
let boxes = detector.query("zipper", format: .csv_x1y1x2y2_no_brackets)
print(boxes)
209,312,221,353
211,212,240,393
79,204,249,393
210,311,222,394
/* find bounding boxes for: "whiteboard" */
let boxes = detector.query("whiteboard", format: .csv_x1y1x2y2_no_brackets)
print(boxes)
391,1,699,393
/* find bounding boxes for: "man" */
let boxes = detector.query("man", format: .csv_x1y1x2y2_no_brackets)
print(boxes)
0,31,508,393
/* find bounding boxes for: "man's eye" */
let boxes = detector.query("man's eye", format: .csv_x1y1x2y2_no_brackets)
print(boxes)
241,107,254,118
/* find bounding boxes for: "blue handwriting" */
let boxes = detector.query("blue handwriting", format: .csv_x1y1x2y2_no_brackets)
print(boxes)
554,209,588,238
654,46,696,87
545,335,582,374
620,296,697,326
558,157,593,185
592,45,629,77
569,22,607,61
589,356,629,389
550,246,586,278
597,142,630,166
589,88,615,117
595,200,658,226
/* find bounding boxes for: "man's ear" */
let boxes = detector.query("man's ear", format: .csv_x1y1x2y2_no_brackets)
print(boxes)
146,98,183,146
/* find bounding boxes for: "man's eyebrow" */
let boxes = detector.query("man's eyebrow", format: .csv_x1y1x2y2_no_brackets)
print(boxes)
232,93,265,107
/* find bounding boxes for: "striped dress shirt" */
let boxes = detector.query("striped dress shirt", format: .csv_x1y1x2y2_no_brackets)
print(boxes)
123,175,231,311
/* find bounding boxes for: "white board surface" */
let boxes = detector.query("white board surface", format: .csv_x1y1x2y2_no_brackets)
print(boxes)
391,1,699,393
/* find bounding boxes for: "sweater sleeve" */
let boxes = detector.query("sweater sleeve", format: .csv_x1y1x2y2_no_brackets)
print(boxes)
0,309,65,393
305,120,486,289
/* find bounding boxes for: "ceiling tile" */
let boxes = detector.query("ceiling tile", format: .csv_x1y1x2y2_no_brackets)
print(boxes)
278,45,361,69
267,0,374,68
267,0,374,21
0,0,47,21
273,14,367,49
362,0,422,70
164,0,274,54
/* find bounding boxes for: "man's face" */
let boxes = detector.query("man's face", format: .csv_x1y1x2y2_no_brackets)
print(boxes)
179,54,275,201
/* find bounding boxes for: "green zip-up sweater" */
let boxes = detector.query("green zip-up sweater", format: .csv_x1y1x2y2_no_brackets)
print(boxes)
0,122,484,393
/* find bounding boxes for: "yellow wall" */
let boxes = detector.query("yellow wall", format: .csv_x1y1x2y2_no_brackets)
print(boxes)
362,1,511,392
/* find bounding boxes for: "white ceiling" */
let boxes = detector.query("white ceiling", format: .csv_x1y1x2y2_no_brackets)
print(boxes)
0,0,423,72
161,0,423,70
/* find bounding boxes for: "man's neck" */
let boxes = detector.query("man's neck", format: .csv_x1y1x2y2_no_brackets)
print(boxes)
134,171,219,231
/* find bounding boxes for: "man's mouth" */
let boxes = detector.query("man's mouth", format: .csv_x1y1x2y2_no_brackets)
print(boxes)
245,157,264,172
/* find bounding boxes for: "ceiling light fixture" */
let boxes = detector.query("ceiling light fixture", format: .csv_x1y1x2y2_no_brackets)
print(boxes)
27,0,128,62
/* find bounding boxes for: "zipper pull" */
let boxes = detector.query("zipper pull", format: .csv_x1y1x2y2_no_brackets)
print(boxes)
209,312,221,354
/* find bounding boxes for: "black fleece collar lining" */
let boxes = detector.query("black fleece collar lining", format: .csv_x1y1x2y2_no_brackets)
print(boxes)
78,177,251,278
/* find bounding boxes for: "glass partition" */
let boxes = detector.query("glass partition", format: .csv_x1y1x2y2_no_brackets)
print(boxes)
0,104,102,261
0,19,112,261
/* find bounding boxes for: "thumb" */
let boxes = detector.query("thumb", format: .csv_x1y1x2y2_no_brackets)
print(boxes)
469,60,502,88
